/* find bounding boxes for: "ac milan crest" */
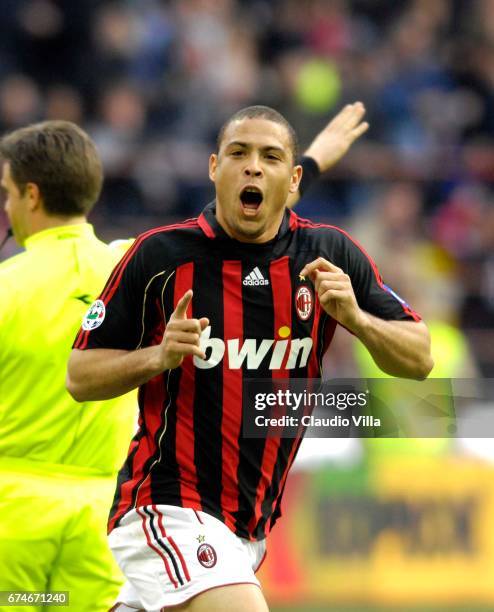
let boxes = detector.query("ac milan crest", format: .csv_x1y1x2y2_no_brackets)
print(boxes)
197,543,217,568
295,286,313,321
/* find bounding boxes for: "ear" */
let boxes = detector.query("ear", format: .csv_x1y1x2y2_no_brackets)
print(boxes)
209,153,218,183
25,182,42,212
288,164,303,194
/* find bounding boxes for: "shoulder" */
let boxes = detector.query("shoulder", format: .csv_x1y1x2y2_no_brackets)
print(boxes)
295,215,356,242
125,218,203,260
103,218,205,287
294,214,371,258
0,251,32,309
0,250,30,283
292,214,383,284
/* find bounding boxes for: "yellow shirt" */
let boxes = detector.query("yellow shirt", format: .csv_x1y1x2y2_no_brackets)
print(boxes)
0,224,136,475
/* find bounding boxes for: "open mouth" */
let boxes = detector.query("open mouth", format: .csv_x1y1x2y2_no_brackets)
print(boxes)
240,186,263,212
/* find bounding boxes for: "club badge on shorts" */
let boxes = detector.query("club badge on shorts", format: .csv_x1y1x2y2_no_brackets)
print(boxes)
82,299,106,330
295,285,313,321
197,543,217,568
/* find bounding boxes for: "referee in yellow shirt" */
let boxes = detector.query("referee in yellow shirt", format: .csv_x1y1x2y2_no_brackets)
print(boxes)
0,121,136,611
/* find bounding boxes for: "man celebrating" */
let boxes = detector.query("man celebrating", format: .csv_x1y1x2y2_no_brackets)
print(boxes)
0,121,137,611
67,106,433,611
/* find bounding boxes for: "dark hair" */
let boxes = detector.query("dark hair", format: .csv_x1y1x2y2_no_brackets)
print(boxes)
0,120,103,216
217,105,298,161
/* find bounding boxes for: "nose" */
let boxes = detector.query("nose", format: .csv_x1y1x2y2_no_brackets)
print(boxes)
244,154,263,178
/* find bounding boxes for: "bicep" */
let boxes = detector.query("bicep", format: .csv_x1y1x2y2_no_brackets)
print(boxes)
341,236,421,321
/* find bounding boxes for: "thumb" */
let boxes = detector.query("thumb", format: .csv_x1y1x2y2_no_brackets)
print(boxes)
199,317,210,331
171,289,193,320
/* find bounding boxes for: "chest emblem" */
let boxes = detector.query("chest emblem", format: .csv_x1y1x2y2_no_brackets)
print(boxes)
295,286,313,321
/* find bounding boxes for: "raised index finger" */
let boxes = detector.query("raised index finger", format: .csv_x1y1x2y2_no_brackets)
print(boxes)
300,258,343,278
171,289,193,320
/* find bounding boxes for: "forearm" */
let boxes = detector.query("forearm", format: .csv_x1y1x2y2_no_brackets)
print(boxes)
66,347,164,401
67,291,209,402
353,314,434,380
287,102,368,209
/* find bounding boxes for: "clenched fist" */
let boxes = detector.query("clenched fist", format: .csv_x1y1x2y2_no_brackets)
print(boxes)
300,258,364,333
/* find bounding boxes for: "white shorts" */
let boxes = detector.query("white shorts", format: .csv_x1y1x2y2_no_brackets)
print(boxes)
108,505,267,611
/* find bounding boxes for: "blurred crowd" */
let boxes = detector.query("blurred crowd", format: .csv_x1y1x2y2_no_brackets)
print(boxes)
0,0,493,375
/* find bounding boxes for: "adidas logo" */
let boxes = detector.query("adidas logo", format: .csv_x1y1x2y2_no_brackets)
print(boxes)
243,267,269,286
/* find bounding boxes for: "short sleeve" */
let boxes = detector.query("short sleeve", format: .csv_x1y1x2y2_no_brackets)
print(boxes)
73,241,148,351
341,232,421,322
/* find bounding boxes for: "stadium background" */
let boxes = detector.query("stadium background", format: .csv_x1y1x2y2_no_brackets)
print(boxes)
0,1,493,610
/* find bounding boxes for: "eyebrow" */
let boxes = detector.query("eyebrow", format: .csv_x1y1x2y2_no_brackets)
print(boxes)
226,141,286,155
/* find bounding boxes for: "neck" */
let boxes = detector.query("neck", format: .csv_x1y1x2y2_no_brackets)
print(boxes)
215,203,285,244
29,214,87,238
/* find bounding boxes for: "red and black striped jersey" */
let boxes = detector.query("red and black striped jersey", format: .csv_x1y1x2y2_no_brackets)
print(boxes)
74,203,420,540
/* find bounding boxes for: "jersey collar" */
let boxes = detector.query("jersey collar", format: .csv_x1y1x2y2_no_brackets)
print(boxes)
197,201,298,243
24,223,96,251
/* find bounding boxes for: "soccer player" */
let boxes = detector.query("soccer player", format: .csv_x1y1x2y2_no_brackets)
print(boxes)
0,121,137,611
67,106,433,611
